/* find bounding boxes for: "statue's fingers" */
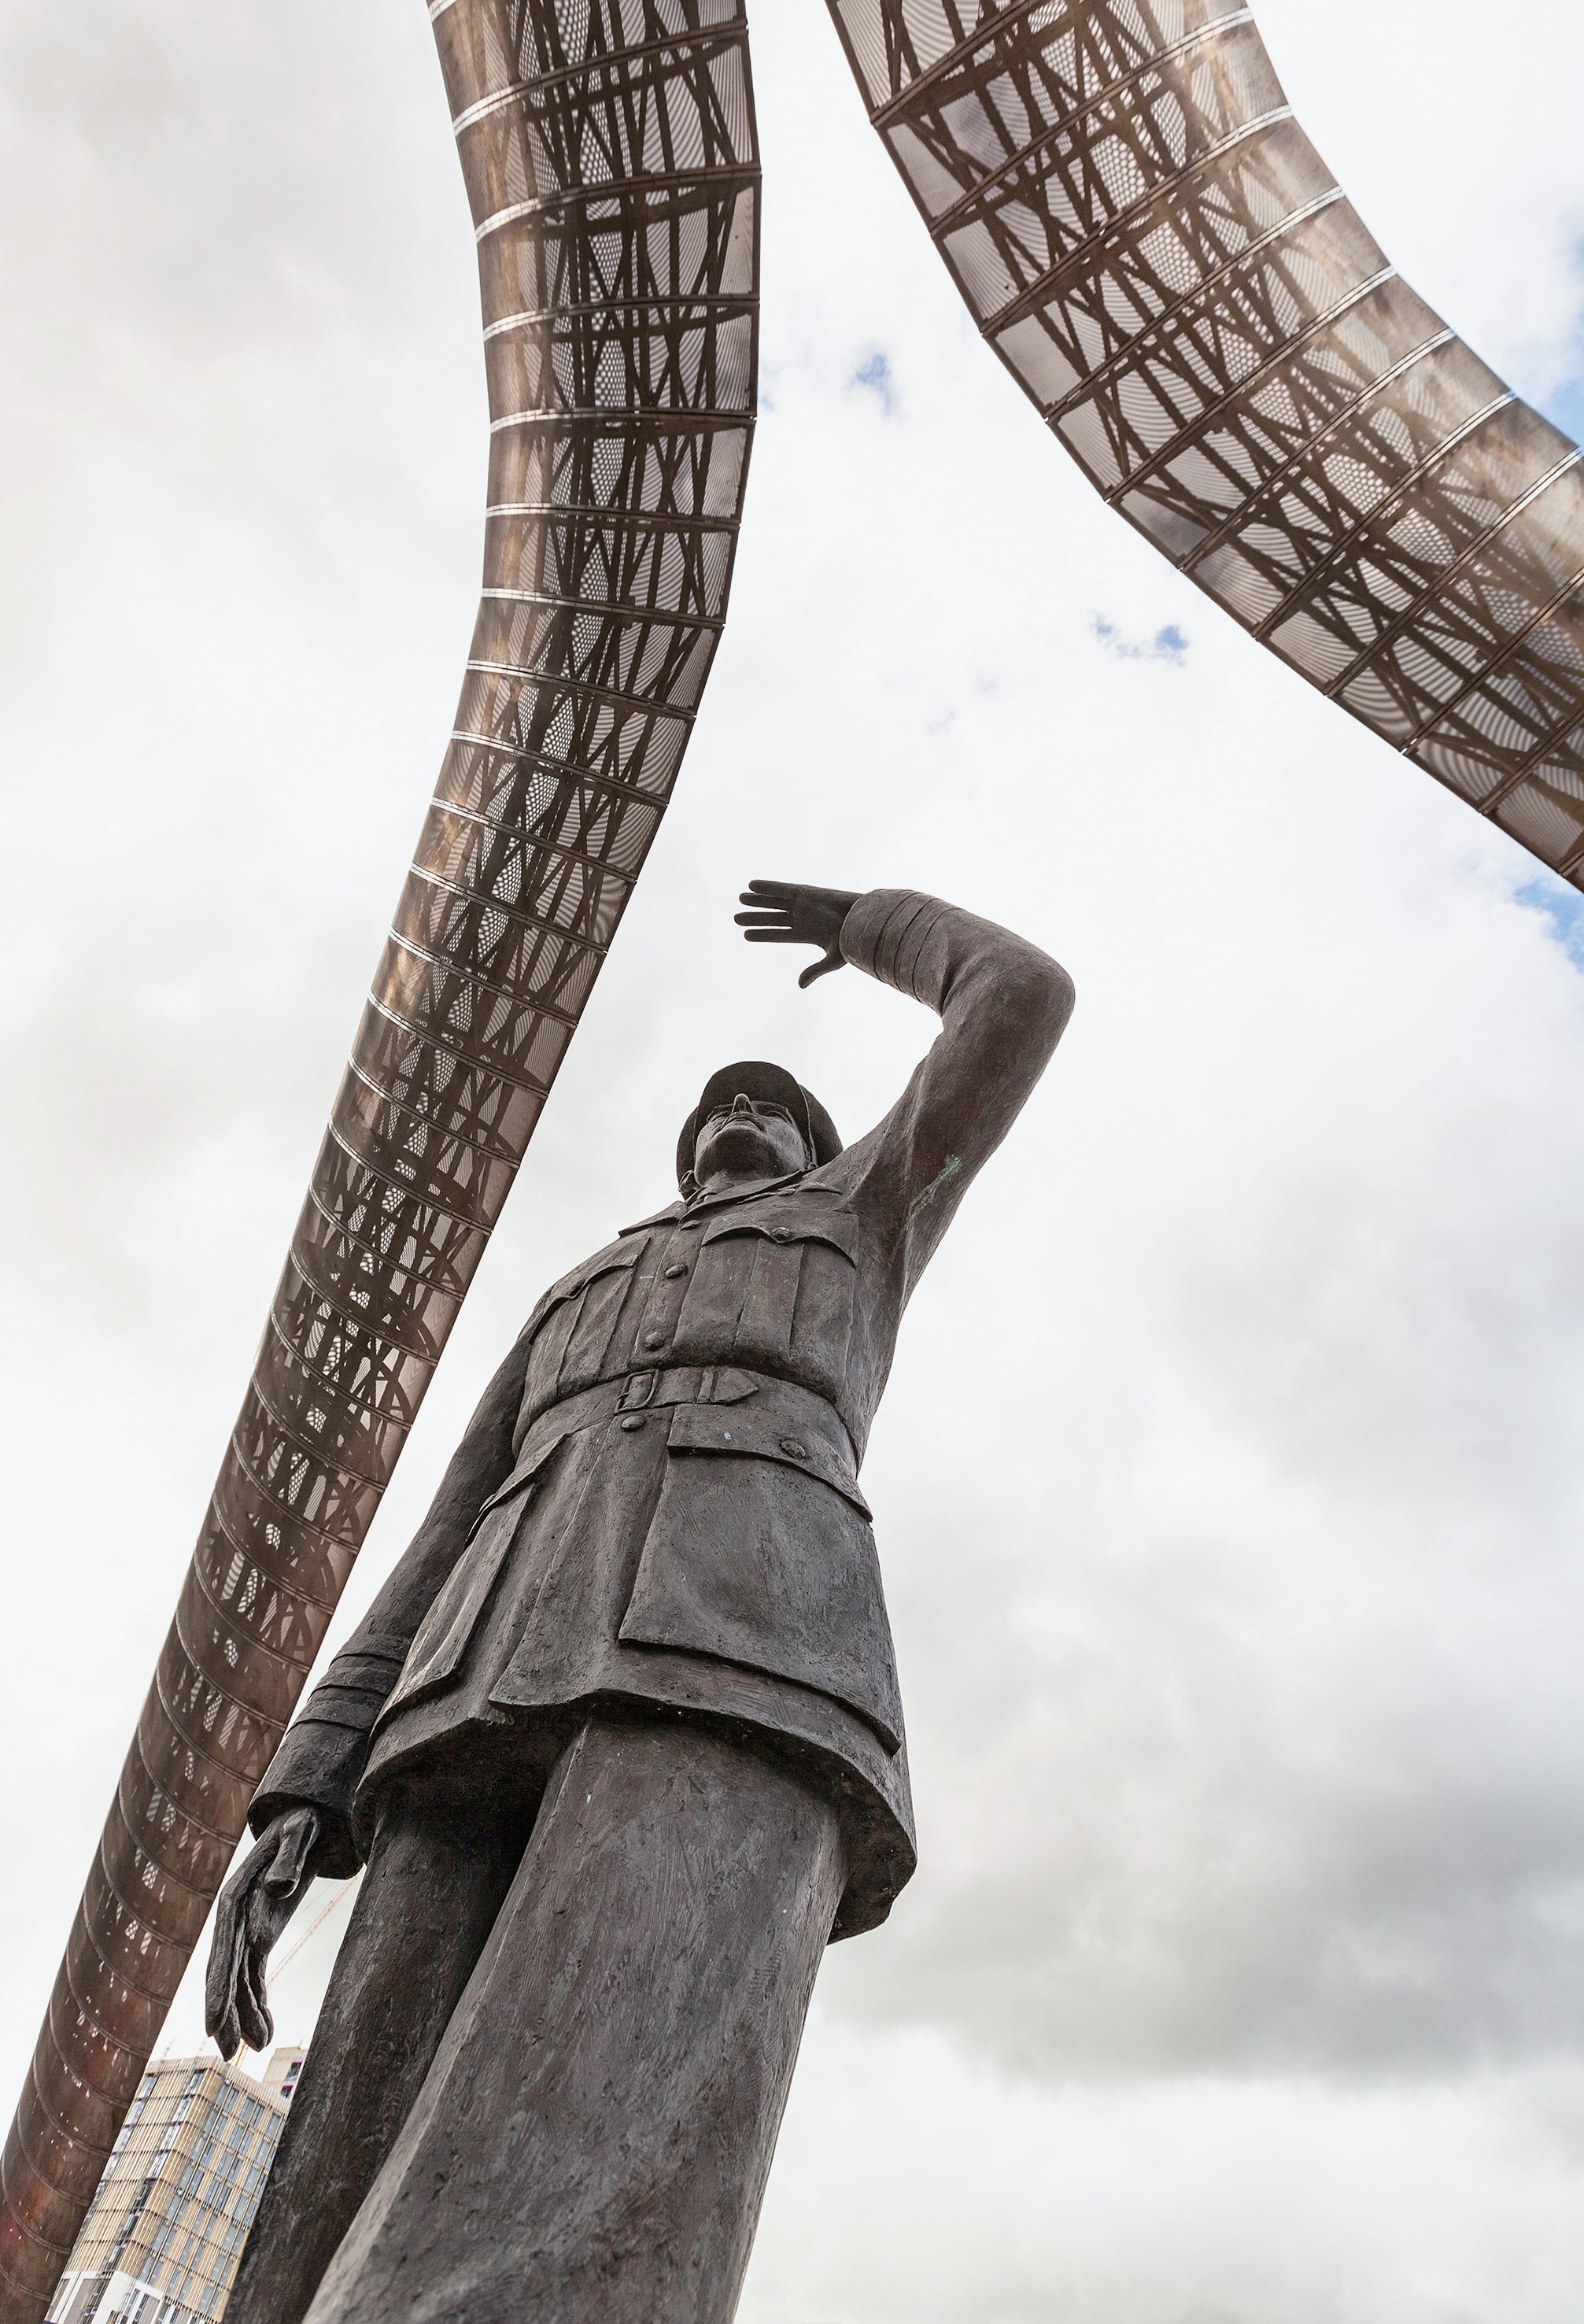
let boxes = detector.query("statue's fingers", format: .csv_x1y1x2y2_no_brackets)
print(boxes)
237,1960,273,2058
204,1926,244,2056
239,1946,270,2034
733,910,789,928
797,949,847,988
214,1860,251,1917
214,1830,272,1919
205,1901,239,1990
209,1889,258,2060
209,1883,242,1956
237,1923,275,2052
209,1993,242,2065
205,1891,246,2005
246,1878,292,1960
741,929,804,944
740,879,800,901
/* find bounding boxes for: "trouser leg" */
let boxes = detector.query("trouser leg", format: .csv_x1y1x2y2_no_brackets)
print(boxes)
304,1715,847,2324
225,1795,534,2324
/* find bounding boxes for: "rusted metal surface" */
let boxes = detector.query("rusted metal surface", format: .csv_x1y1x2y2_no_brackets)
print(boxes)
0,6,759,2314
828,0,1584,884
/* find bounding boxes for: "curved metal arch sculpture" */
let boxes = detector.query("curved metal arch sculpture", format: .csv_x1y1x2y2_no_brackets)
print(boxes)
6,2,1584,2315
0,4,759,2313
827,0,1584,886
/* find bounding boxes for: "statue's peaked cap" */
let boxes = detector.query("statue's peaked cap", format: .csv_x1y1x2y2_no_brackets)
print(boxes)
677,1060,841,1190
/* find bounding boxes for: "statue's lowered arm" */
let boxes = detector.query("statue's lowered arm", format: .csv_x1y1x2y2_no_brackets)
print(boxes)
204,1321,533,2062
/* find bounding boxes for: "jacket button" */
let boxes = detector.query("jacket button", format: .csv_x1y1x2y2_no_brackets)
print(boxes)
663,1262,689,1280
770,1227,793,1242
779,1436,808,1460
620,1414,646,1432
642,1329,666,1350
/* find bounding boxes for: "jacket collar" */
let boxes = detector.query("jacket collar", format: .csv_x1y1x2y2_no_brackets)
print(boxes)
621,1166,842,1237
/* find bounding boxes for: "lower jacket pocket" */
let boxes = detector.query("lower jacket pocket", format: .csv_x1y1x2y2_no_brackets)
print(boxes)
380,1451,554,1716
618,1439,903,1753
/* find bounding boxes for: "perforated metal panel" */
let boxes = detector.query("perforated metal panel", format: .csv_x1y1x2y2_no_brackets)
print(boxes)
827,0,1584,882
6,3,1582,2311
0,6,759,2314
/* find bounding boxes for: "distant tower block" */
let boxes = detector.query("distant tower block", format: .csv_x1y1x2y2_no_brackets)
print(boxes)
44,2050,301,2324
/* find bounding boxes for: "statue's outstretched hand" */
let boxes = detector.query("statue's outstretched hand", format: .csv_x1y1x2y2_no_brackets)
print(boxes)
205,1806,320,2062
736,881,861,988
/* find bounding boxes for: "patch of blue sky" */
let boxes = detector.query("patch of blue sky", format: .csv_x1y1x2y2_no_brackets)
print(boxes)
1538,375,1584,444
1514,238,1584,445
1092,615,1189,663
850,349,897,416
1515,871,1584,970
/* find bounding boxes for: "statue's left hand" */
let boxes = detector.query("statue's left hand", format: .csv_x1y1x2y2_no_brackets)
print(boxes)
205,1806,321,2062
736,881,861,988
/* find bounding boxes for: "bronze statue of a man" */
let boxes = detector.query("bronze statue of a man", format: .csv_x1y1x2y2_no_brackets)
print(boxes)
207,879,1073,2324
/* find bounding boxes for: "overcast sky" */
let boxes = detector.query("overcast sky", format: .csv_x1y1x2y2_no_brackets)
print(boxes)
3,4,1584,2319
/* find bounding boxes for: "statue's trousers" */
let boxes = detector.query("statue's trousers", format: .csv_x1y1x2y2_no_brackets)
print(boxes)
226,1716,844,2324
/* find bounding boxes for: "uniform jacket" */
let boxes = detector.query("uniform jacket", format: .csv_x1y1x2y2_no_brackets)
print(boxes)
251,889,1073,1937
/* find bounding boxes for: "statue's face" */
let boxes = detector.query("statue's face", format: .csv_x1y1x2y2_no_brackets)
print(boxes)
692,1092,809,1186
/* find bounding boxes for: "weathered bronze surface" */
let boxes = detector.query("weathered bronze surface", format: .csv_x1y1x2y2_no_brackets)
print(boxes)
829,0,1584,885
205,880,1074,2321
8,4,1584,2312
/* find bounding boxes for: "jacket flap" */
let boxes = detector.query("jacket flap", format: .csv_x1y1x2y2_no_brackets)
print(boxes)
470,1428,567,1528
697,1206,861,1265
665,1398,870,1517
622,1419,898,1751
521,1233,644,1339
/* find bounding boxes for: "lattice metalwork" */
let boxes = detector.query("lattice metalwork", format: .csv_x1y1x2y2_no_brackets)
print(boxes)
826,0,1584,885
0,6,759,2315
8,2,1582,2311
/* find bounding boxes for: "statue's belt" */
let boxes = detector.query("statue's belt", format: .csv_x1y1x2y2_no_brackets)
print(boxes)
486,1365,866,1523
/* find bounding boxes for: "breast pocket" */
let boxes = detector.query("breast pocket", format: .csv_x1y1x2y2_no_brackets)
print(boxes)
618,1401,902,1753
684,1209,860,1386
517,1236,644,1419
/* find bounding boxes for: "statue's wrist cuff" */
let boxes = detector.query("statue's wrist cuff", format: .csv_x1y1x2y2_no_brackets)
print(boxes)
841,890,945,1003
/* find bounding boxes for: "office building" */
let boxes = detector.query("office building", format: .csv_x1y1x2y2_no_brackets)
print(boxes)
45,2045,304,2324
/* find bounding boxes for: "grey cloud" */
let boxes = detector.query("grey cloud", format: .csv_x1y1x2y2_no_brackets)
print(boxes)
819,1461,1584,2082
0,0,460,354
7,0,1584,2316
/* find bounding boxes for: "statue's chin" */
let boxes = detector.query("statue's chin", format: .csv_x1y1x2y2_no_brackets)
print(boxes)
696,1128,779,1180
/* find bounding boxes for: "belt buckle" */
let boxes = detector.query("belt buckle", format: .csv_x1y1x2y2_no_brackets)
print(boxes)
619,1371,659,1413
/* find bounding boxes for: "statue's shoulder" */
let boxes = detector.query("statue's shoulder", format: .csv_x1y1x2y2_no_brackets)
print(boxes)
618,1200,682,1237
520,1221,661,1340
